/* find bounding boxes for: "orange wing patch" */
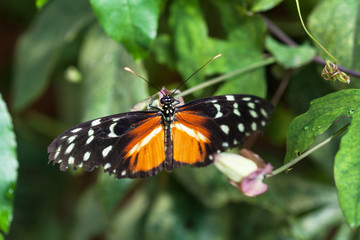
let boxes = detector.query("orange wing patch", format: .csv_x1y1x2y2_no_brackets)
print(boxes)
173,112,211,165
124,116,165,173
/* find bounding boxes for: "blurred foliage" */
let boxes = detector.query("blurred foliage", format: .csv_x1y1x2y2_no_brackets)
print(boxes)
1,0,360,239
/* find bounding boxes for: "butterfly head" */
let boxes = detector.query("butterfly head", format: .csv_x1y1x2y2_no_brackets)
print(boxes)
160,95,176,123
160,95,174,106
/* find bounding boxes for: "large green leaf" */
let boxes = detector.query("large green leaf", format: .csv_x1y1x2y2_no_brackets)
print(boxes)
334,114,360,228
79,25,148,121
90,0,161,60
284,89,360,227
0,94,18,237
266,37,316,69
285,89,360,163
308,0,360,72
12,0,93,111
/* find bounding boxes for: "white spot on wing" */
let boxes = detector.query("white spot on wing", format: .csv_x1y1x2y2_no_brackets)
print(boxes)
88,129,94,136
104,163,111,169
86,135,94,144
121,170,126,176
68,156,75,164
251,122,257,131
67,135,77,144
91,119,101,126
260,108,268,118
65,143,75,155
71,128,82,133
108,122,118,137
249,110,258,118
102,145,113,157
233,102,241,116
220,125,230,135
55,146,61,159
222,142,229,148
238,123,245,132
209,155,213,160
234,109,241,116
261,120,266,126
213,104,223,118
242,97,251,101
226,95,235,101
83,152,91,161
247,102,255,109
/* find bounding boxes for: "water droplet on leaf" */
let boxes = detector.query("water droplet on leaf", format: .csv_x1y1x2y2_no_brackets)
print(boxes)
4,182,16,201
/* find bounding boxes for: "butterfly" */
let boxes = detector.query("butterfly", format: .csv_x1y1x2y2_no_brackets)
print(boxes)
48,91,273,178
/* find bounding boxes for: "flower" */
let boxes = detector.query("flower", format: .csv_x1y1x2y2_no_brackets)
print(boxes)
214,149,273,197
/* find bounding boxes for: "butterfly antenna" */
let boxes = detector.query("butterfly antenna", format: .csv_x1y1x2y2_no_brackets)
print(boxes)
124,67,164,94
171,54,222,96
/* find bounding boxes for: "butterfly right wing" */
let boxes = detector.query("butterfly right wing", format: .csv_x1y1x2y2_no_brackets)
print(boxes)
171,94,273,168
48,111,166,178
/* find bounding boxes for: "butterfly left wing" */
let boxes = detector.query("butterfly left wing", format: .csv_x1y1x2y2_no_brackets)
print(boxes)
172,94,273,168
48,111,166,178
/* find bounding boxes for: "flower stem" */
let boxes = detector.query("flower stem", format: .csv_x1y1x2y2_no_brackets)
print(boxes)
270,124,349,177
177,57,276,98
295,0,337,63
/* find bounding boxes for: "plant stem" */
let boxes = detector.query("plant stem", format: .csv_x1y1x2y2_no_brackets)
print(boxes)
177,57,276,98
295,0,337,63
270,124,349,177
263,15,360,78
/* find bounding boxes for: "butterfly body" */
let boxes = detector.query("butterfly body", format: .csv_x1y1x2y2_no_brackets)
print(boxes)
48,94,273,178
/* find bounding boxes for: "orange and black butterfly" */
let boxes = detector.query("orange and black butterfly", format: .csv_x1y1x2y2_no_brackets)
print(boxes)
48,93,272,178
48,57,273,178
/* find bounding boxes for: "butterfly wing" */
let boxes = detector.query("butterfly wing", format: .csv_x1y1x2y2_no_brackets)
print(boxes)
48,111,166,178
172,94,273,167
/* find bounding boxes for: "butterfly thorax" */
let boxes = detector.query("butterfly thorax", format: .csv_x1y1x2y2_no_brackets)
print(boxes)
160,95,176,124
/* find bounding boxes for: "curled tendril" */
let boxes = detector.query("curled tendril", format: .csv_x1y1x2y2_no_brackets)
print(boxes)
321,60,350,84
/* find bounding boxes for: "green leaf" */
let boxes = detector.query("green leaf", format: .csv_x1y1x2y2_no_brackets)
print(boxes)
334,114,360,228
308,0,360,72
0,94,18,236
250,0,283,12
12,0,93,111
79,25,148,121
90,0,161,60
169,0,210,88
285,89,360,163
266,37,316,69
